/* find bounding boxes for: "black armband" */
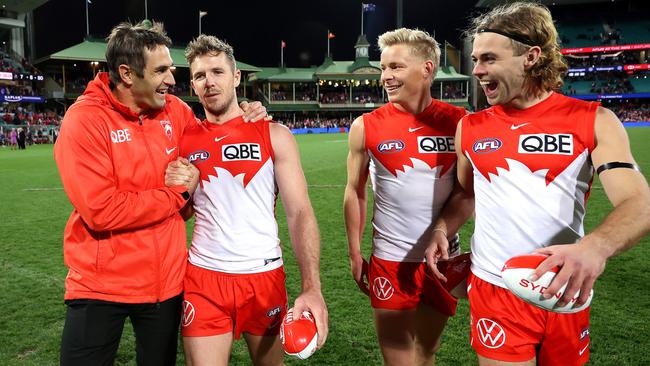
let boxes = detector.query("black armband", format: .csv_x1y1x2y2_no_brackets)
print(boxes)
181,190,191,200
596,162,641,175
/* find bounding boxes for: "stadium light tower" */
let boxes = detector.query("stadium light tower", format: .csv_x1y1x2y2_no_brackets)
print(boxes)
199,10,207,35
85,0,90,36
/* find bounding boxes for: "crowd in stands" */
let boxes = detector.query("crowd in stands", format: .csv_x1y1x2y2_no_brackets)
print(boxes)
65,77,90,93
0,85,39,96
442,84,467,99
589,76,633,94
565,52,641,69
351,93,380,103
275,117,352,130
271,91,290,101
608,103,650,122
320,91,349,104
0,105,62,126
0,125,58,147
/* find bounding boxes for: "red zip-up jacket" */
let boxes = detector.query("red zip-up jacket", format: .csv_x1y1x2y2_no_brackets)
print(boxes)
54,72,197,303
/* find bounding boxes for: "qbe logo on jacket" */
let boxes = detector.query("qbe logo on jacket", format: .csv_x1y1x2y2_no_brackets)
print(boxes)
222,143,262,161
417,136,454,153
110,128,131,143
518,134,573,155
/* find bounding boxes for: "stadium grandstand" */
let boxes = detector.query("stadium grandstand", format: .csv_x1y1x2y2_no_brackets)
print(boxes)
1,0,647,145
468,0,650,126
32,33,469,135
0,0,58,147
552,0,650,125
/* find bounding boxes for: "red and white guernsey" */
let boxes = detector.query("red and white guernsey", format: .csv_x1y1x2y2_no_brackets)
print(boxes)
364,100,466,261
462,93,599,287
180,117,282,274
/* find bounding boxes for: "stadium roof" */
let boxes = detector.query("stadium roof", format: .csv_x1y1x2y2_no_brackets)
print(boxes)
3,0,48,13
251,64,469,82
475,0,614,6
251,67,319,82
35,39,261,72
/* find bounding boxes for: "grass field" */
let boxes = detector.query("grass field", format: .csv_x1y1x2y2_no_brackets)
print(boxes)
1,128,649,365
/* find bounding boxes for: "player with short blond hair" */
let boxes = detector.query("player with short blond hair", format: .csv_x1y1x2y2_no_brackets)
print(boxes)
344,28,470,366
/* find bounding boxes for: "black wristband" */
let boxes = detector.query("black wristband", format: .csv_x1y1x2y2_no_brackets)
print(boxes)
596,162,640,175
181,190,191,200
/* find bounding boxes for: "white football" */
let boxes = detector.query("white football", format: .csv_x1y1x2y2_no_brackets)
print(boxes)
501,254,593,314
279,308,318,360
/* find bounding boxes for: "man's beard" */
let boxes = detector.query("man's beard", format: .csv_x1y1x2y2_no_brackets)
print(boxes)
203,92,235,118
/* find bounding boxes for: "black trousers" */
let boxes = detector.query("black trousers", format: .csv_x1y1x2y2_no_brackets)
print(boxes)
60,294,183,366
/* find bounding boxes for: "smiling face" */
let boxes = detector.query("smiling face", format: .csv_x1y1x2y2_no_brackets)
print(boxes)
190,51,241,121
379,44,432,106
130,45,175,111
471,32,532,107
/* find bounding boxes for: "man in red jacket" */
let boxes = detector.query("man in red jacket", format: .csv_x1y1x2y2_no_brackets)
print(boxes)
54,21,266,365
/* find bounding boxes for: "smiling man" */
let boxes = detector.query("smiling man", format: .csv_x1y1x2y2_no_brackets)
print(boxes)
426,3,650,365
343,28,470,365
54,21,267,365
175,35,328,366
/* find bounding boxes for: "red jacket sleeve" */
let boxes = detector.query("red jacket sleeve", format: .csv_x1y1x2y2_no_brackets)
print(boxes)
54,105,187,232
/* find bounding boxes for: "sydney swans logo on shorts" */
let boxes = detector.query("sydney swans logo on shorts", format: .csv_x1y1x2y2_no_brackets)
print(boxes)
188,150,210,163
476,318,506,349
473,138,502,154
160,120,173,140
181,300,195,327
372,277,395,300
377,140,405,154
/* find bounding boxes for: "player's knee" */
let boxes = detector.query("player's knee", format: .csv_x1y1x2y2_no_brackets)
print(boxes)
415,337,440,365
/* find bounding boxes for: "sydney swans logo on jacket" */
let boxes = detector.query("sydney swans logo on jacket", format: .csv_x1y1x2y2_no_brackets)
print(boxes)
160,120,173,140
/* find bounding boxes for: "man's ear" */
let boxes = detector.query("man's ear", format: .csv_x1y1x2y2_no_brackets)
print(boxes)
234,69,241,88
523,46,542,70
119,64,133,86
424,59,436,80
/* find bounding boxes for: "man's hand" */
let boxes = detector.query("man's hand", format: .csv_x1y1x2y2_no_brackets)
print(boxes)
293,288,328,349
350,253,370,296
165,157,200,194
531,239,610,308
239,100,271,122
424,229,450,282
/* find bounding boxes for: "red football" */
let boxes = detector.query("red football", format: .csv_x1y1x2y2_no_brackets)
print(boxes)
279,308,318,360
502,254,592,313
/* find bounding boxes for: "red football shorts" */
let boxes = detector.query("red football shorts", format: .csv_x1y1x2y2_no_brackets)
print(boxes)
368,256,458,316
468,272,590,365
181,263,288,339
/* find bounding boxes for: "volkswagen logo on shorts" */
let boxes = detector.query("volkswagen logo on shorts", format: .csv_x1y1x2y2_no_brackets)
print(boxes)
476,318,506,349
372,277,394,300
181,300,196,327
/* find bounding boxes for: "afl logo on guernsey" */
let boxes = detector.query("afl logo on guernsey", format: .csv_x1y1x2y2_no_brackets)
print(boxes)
377,140,405,154
188,150,210,163
473,138,502,154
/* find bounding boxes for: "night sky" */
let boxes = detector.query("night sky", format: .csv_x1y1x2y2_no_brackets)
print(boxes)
34,0,477,68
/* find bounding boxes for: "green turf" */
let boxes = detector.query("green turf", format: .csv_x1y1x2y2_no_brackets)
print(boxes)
0,128,649,365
